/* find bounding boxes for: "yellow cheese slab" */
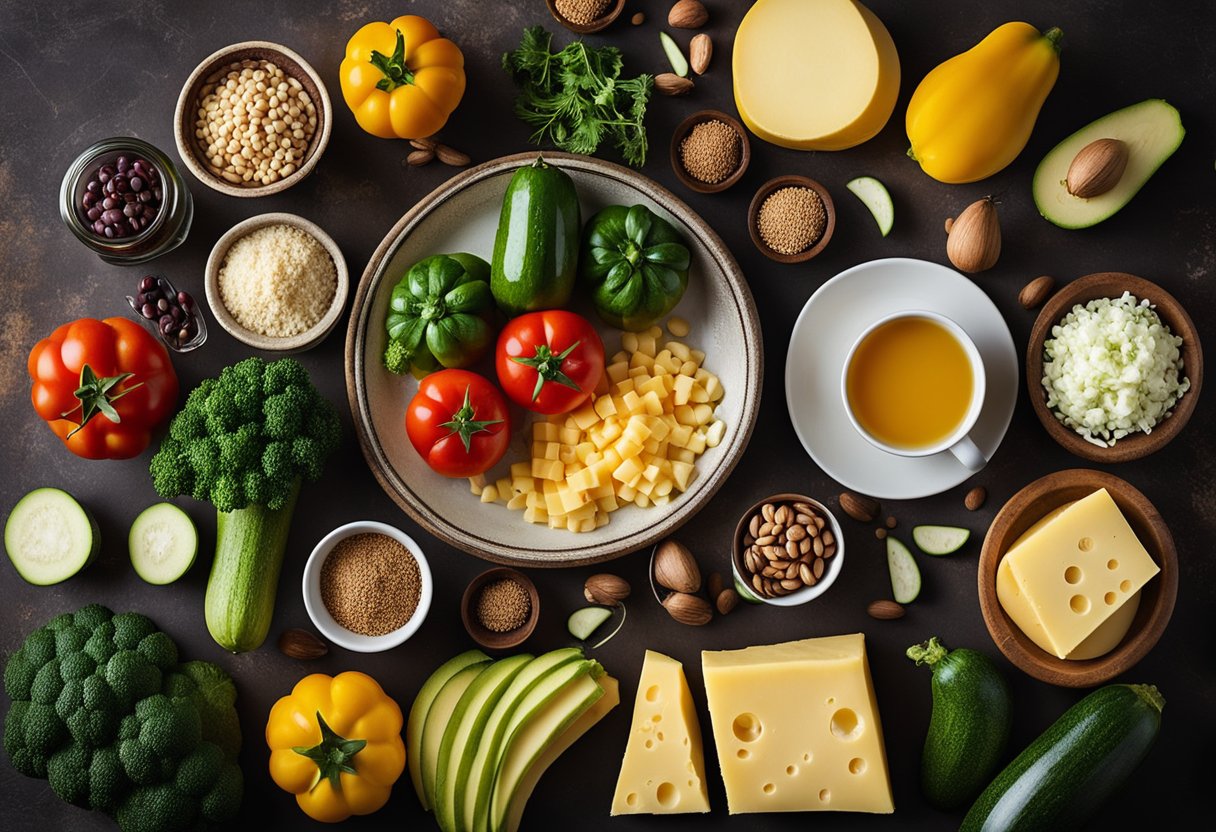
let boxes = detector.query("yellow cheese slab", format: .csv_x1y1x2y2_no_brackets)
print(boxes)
701,634,893,814
732,0,900,150
611,651,710,815
997,489,1159,659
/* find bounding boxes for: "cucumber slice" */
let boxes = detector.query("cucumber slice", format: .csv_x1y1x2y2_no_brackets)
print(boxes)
4,487,99,585
912,525,971,556
129,502,198,584
659,32,689,77
887,537,922,604
846,176,894,236
567,607,612,641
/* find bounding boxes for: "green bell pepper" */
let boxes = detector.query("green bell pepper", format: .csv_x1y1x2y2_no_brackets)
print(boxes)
383,253,496,377
580,204,691,331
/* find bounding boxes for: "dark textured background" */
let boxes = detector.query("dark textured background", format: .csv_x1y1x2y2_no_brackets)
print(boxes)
1,1,1213,829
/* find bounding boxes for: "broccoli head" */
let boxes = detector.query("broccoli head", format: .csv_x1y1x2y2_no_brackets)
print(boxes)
149,357,341,513
2,605,244,831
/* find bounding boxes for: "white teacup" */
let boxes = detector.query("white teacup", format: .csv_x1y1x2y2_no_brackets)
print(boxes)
840,310,987,471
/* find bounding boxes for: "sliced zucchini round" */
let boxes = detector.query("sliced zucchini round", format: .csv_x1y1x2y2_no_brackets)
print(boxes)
4,487,99,585
129,502,198,585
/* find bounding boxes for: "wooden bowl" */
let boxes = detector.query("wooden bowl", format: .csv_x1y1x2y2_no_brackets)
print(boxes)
461,567,540,651
204,212,348,352
670,110,751,194
545,0,627,34
978,469,1178,687
748,175,836,263
1027,272,1202,462
729,493,845,607
174,41,332,197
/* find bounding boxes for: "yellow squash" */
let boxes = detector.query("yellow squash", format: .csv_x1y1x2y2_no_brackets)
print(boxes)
906,22,1062,183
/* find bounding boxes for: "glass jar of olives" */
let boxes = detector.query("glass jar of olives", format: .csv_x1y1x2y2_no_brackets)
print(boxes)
59,137,193,265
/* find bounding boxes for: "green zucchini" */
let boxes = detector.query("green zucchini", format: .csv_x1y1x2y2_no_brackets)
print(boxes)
962,684,1164,831
907,637,1011,809
491,157,581,316
4,487,98,585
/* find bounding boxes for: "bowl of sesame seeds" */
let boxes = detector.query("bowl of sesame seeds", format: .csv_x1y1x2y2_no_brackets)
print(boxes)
460,567,540,651
302,520,433,653
748,175,836,263
671,110,751,194
174,40,332,197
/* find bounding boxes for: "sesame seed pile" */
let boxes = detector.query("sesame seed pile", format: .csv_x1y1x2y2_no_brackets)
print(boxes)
757,187,827,255
218,223,336,338
475,578,532,633
680,120,741,184
320,533,421,637
555,0,610,26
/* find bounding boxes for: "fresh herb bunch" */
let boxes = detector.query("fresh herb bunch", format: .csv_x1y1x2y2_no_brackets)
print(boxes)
503,26,653,167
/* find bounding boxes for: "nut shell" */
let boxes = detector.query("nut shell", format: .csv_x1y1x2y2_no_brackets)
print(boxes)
838,492,880,523
689,34,712,75
946,197,1001,274
668,0,709,28
1019,275,1056,310
663,591,713,625
866,600,905,620
655,73,695,96
584,573,631,606
965,486,988,511
716,589,740,615
277,628,328,660
1066,138,1129,198
654,539,702,593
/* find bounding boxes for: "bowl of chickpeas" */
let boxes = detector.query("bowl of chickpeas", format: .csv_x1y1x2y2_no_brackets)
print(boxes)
174,41,332,197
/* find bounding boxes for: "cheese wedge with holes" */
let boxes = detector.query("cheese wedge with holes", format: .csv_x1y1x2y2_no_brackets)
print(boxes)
997,488,1159,659
701,635,893,814
611,651,710,815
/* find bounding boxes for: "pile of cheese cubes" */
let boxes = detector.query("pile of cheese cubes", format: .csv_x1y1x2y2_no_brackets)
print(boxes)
470,323,726,533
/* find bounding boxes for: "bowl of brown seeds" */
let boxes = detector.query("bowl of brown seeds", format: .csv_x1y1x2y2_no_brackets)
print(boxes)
670,110,751,194
731,493,845,606
546,0,628,34
461,567,540,650
302,520,433,652
174,41,332,197
748,175,836,263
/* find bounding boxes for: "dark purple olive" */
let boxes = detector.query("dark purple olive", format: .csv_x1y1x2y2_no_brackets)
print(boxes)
123,203,139,218
177,292,193,309
92,220,106,234
102,196,117,210
101,208,122,224
86,207,102,222
129,176,143,192
98,171,112,184
137,190,152,204
86,179,100,194
140,276,156,292
83,192,97,208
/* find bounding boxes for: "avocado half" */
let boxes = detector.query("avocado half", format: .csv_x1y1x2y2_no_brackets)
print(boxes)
1033,99,1184,229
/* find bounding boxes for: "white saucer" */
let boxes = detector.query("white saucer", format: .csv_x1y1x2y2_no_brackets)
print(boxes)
785,258,1018,500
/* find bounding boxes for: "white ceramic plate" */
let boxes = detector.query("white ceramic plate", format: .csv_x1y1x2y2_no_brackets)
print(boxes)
785,258,1018,500
346,153,762,566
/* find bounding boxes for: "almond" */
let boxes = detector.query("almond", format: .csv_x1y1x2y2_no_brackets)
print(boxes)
964,486,987,511
689,34,712,75
278,628,328,660
410,137,437,151
839,491,880,523
407,149,434,166
716,588,739,615
1066,138,1129,199
946,197,1001,273
436,144,471,167
867,600,905,620
1019,275,1056,310
655,73,694,96
631,12,645,25
663,591,713,625
654,538,701,593
668,0,709,29
584,573,631,606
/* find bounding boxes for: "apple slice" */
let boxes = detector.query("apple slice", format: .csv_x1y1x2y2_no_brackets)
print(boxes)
407,649,490,809
422,660,492,810
847,176,894,236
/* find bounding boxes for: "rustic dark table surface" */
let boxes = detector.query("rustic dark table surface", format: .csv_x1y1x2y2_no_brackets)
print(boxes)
1,1,1213,829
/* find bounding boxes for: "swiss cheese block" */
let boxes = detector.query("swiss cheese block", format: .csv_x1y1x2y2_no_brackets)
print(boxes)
611,651,710,815
701,634,893,814
732,0,900,150
997,489,1159,659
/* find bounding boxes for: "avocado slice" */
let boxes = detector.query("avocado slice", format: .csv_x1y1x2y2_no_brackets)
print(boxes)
421,660,493,810
408,650,491,809
1033,99,1184,229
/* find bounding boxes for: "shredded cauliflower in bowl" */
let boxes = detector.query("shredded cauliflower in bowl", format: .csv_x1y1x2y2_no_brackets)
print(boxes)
1041,292,1190,447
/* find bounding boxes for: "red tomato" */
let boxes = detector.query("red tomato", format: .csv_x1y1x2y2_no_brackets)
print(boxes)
496,310,605,415
406,369,511,478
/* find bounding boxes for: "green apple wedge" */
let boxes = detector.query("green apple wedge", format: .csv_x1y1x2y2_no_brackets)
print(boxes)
463,648,584,832
434,654,534,832
504,676,620,832
422,660,493,809
408,649,491,809
488,665,607,832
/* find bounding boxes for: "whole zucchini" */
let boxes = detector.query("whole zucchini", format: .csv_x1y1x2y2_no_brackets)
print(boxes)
491,156,581,316
907,637,1011,809
961,684,1164,832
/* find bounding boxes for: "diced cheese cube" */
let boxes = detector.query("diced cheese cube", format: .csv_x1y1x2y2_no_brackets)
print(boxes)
525,491,545,509
549,514,567,530
670,461,695,491
670,447,696,465
669,424,694,448
507,493,529,511
666,341,691,362
703,374,724,401
565,468,593,493
673,374,696,406
570,404,601,431
480,485,498,503
615,437,644,460
690,384,710,404
533,422,561,442
630,351,656,371
690,349,706,365
511,461,533,479
513,476,536,494
596,494,620,512
638,375,668,398
642,463,662,483
532,458,565,481
621,390,644,415
595,511,611,528
623,415,653,444
615,378,636,395
594,395,618,419
634,492,651,508
617,483,637,503
645,417,670,442
693,404,714,426
636,333,657,357
642,391,664,416
523,506,547,524
675,405,698,426
686,432,707,455
642,438,660,456
559,444,578,465
653,477,674,498
622,332,639,353
606,361,631,384
613,457,645,483
496,477,513,497
559,485,591,514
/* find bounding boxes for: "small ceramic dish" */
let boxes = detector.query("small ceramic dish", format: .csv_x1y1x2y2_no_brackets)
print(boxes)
545,0,627,34
748,175,836,263
730,493,845,607
1027,272,1202,463
174,41,332,197
978,469,1178,687
669,110,751,194
205,212,348,353
461,567,540,650
125,274,208,353
302,520,433,653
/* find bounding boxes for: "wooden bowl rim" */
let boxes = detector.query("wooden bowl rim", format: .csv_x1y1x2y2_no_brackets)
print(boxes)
728,492,845,606
545,0,627,34
747,175,836,263
173,40,333,198
460,567,540,650
977,468,1179,687
669,109,751,194
1026,272,1203,463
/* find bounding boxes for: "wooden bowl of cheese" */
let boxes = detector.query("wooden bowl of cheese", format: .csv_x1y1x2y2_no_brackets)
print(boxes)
978,469,1178,687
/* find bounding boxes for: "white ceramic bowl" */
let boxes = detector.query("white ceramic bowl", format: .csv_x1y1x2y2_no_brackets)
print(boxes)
730,494,846,607
302,520,433,652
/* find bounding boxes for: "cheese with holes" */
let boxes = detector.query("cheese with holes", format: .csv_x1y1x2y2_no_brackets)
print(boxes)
732,0,900,150
701,635,893,814
997,488,1159,659
611,651,710,815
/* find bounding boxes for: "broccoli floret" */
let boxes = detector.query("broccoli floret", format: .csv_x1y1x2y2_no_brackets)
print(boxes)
383,337,411,374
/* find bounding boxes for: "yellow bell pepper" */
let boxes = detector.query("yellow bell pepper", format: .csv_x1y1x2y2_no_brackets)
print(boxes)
266,671,406,823
340,15,466,139
906,22,1062,183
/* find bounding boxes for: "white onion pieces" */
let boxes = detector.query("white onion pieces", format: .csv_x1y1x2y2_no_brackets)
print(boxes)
1042,292,1189,447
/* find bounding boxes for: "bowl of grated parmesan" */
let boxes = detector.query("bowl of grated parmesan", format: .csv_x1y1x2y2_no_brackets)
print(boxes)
205,212,348,352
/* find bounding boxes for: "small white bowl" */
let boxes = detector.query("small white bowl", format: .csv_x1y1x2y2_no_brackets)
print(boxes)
730,494,846,607
302,520,433,652
205,212,348,353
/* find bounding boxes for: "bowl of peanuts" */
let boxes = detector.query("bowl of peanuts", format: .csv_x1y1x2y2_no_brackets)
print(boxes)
731,493,845,606
174,41,332,197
